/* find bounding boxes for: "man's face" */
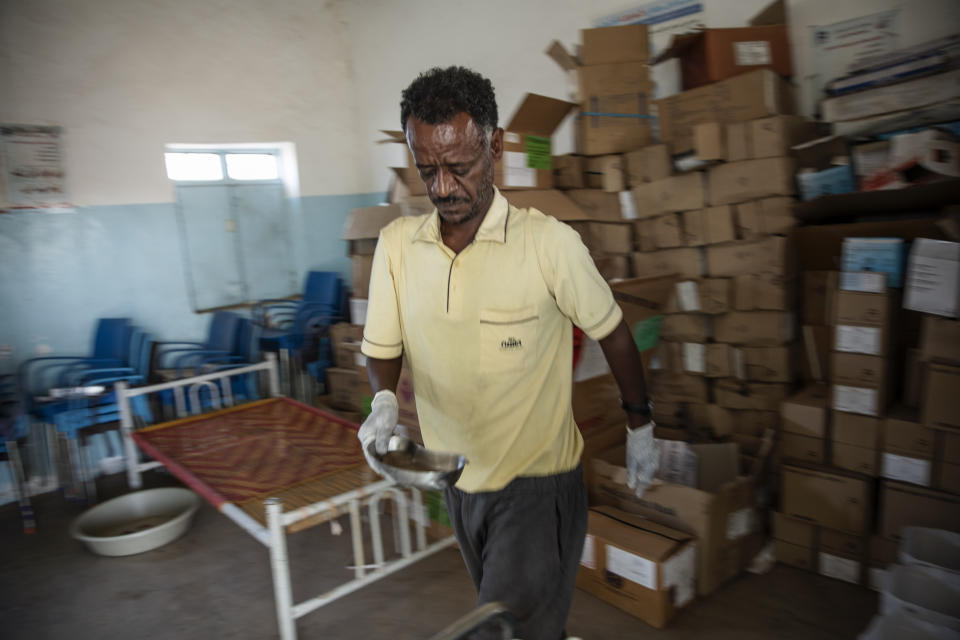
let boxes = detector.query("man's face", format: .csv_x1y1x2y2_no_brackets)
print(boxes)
405,112,503,226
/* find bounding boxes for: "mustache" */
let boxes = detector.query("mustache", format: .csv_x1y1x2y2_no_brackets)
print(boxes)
432,195,471,207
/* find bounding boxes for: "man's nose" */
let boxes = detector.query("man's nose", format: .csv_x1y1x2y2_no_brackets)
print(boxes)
431,168,456,198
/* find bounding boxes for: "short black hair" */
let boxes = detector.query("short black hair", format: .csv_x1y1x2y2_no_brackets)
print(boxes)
400,66,498,134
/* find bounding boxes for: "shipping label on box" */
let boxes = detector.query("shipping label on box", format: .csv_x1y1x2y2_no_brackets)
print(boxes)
881,453,932,487
904,238,960,318
839,271,886,293
833,384,882,417
834,325,883,356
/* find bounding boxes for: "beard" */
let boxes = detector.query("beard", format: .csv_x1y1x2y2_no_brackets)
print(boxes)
432,169,494,227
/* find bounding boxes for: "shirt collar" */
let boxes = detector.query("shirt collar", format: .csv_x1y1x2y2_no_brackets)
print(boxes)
413,188,510,245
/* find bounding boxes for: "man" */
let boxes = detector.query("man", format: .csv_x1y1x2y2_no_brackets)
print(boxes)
358,66,656,639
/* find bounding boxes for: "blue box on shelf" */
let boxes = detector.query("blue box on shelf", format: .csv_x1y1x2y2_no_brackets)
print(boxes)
841,237,906,288
796,165,856,201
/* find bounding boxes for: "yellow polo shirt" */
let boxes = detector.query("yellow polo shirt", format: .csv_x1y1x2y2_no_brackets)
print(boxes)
361,188,622,492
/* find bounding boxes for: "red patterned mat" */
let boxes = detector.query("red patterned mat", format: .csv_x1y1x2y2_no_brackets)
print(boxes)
133,398,371,514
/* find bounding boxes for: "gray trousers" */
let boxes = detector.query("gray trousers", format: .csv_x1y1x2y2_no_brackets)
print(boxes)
443,465,588,640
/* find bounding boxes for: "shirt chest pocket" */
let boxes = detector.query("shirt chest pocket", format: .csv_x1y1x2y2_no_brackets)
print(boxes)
479,306,539,375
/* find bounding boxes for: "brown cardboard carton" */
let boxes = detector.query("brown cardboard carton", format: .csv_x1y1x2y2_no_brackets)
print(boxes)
631,248,703,280
553,154,585,189
920,315,960,365
656,70,794,154
831,352,885,388
833,324,887,358
507,189,590,222
706,236,786,277
713,311,793,346
801,325,831,382
351,254,373,298
694,122,726,161
590,221,634,254
633,219,656,252
773,511,816,548
939,462,960,494
834,290,890,327
649,371,710,404
818,529,867,585
592,442,758,595
884,412,933,458
780,432,826,464
624,144,673,186
573,374,624,433
330,323,365,369
706,343,738,378
632,173,705,218
666,278,731,315
650,214,684,249
654,26,792,90
564,189,622,221
923,364,960,431
584,155,625,192
705,205,736,245
325,367,373,413
751,115,820,159
496,94,578,191
681,210,707,247
581,24,650,65
576,506,695,628
733,273,789,311
581,422,627,502
661,315,709,343
759,196,797,235
944,431,960,465
592,254,631,281
715,380,788,411
732,200,763,241
742,346,794,382
781,385,828,438
833,412,881,449
725,122,752,162
803,271,838,326
774,539,815,571
880,480,960,539
781,465,871,535
833,442,880,477
707,157,796,205
578,63,654,155
378,130,425,196
342,204,402,254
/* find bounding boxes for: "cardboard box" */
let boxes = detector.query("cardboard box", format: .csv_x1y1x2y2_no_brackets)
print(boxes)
715,380,788,411
505,190,588,224
774,538,815,571
631,248,703,280
820,68,960,123
834,290,890,327
342,204,402,255
668,278,731,315
661,314,709,343
564,189,622,221
649,371,710,404
703,206,736,245
657,70,795,154
724,122,752,162
817,529,867,585
781,385,828,439
576,506,695,629
780,432,826,464
552,154,585,189
330,323,365,369
742,346,794,382
939,461,960,494
923,364,960,431
496,94,578,190
578,63,654,156
773,512,816,571
378,130,425,196
592,254,631,281
681,343,737,378
758,196,797,235
733,273,789,311
833,442,880,477
655,25,792,90
631,173,705,218
880,480,960,540
803,271,838,326
751,115,820,159
802,325,830,383
831,352,885,388
609,274,677,368
589,221,634,254
833,411,881,450
624,145,672,186
694,122,726,161
713,311,793,346
650,214,684,249
781,465,871,535
832,383,885,418
904,239,960,318
350,254,374,298
920,315,960,365
581,24,650,65
706,236,786,277
325,367,373,413
841,237,904,289
707,157,796,205
584,155,625,192
592,442,758,595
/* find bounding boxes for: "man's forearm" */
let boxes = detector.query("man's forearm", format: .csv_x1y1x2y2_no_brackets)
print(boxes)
366,355,403,394
597,320,650,428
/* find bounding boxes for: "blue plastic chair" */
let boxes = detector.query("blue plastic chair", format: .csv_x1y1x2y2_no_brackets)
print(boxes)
254,271,343,353
0,374,34,532
153,311,244,377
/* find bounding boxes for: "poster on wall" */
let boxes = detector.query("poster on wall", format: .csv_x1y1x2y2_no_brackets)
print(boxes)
0,124,73,212
809,10,900,114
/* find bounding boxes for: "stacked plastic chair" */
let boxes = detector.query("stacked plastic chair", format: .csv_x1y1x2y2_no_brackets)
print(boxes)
0,373,34,532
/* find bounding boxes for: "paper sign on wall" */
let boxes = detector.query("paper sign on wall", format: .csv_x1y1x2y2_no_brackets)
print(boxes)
0,124,72,211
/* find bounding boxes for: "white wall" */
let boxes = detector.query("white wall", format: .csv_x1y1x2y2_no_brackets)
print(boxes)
0,0,366,205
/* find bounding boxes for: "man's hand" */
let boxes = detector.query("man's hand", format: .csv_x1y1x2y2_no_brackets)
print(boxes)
358,390,399,473
626,421,659,498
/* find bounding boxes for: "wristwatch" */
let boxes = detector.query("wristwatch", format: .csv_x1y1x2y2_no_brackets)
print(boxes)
621,398,653,420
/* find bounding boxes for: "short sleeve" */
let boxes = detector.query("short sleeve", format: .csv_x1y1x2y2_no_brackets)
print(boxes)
540,219,623,341
360,226,404,359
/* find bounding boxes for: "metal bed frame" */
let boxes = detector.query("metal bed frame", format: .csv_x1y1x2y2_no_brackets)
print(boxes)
117,355,457,640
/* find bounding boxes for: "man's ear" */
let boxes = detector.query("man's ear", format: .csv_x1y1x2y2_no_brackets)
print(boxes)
489,127,504,161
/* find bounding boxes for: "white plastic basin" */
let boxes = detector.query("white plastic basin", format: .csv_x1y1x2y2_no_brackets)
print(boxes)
70,488,201,557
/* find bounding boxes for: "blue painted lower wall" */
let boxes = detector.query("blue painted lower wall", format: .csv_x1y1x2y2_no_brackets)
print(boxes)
0,192,383,374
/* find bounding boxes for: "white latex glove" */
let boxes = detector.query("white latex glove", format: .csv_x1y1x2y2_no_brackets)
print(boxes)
626,421,659,498
357,390,399,474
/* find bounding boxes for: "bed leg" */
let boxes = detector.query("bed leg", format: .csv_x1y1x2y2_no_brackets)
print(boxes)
117,381,142,490
266,498,297,640
349,498,365,579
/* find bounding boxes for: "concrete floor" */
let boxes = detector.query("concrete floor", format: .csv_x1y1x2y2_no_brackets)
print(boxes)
1,471,879,640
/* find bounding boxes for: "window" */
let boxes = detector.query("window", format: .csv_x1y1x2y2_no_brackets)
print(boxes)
164,150,280,183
